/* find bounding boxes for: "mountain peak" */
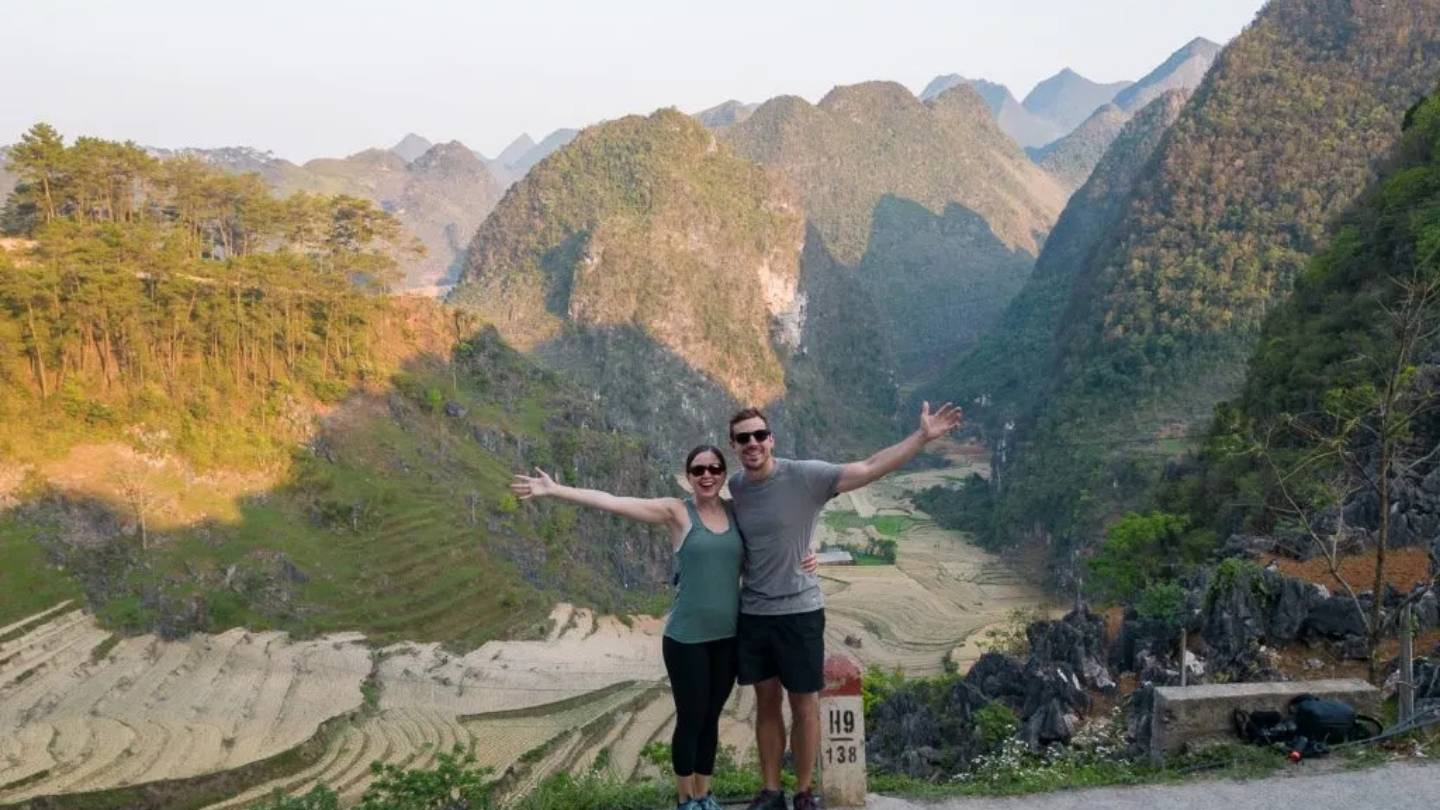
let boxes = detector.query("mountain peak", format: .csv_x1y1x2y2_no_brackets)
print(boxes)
411,140,483,171
1021,69,1132,132
818,80,920,113
496,134,537,166
1180,36,1223,54
1111,35,1223,112
391,133,433,163
695,99,760,131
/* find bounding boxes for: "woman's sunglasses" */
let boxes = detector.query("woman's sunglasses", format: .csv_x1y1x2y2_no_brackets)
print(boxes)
688,464,725,477
731,429,772,445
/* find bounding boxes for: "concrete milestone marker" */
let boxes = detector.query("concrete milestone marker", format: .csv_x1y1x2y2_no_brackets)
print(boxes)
820,653,866,808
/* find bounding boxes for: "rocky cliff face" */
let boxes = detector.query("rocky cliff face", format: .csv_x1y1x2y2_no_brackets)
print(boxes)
725,81,1066,386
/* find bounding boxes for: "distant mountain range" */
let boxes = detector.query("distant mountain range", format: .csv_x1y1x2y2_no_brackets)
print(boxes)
921,37,1220,154
1026,38,1221,191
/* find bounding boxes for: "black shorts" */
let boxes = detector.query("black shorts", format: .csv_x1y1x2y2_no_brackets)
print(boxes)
736,609,825,693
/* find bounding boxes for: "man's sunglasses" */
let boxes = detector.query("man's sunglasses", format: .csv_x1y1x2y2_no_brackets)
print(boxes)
688,464,725,477
730,429,772,445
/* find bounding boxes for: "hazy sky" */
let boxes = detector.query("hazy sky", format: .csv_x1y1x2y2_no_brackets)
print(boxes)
2,0,1266,162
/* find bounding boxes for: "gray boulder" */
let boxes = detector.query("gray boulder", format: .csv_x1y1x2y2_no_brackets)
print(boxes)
1027,607,1116,692
965,651,1026,702
1306,596,1370,639
1021,697,1081,748
1265,571,1324,641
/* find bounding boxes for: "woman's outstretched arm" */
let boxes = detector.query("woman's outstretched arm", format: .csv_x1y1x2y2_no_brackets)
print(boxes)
511,468,685,528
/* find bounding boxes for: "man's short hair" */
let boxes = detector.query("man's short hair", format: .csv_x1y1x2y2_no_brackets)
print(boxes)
728,407,768,437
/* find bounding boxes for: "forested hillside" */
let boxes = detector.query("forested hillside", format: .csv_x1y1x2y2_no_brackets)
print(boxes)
1029,103,1131,191
957,0,1440,555
1170,89,1440,545
448,109,808,458
927,90,1189,439
0,125,670,642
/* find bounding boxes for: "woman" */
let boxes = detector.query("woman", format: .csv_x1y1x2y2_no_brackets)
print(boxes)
510,446,816,810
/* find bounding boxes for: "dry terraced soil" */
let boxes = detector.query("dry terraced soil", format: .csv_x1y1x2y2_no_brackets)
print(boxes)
0,607,369,803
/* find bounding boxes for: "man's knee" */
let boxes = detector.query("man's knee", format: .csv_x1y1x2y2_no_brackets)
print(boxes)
788,690,819,720
754,678,784,714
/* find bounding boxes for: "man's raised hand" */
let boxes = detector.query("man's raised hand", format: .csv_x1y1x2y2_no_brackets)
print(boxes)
918,401,963,442
510,468,559,500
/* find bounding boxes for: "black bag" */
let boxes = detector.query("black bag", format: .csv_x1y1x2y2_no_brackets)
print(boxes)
1289,694,1382,744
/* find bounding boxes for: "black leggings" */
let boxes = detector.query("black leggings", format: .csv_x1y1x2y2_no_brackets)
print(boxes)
661,635,737,776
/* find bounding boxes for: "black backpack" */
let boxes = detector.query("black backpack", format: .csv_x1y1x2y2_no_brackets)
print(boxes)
1289,694,1381,744
1232,695,1382,756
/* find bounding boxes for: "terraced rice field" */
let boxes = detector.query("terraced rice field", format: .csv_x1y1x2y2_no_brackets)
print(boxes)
375,605,666,716
205,605,669,807
0,607,369,804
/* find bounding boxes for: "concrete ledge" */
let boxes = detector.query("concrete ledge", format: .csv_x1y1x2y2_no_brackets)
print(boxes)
1149,678,1380,761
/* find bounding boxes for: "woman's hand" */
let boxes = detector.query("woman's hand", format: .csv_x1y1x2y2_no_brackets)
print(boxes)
511,468,560,500
801,551,819,574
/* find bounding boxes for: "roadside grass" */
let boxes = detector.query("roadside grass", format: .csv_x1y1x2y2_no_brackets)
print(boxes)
869,742,1289,799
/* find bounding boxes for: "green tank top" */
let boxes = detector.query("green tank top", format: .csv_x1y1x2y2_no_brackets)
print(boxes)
664,500,744,643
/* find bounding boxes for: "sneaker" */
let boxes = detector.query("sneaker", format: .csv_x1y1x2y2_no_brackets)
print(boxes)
676,799,700,810
695,794,725,810
793,789,825,810
744,789,787,810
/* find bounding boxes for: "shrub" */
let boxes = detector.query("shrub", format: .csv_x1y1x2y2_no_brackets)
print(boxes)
1136,581,1188,631
357,747,492,809
862,665,906,715
973,702,1019,752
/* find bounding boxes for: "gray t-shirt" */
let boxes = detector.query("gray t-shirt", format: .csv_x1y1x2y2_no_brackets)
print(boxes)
729,457,843,615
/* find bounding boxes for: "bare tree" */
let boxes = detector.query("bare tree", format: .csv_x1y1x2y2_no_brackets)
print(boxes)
116,469,156,551
1256,273,1440,683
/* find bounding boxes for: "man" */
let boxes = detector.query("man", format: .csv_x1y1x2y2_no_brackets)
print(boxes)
727,402,963,810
